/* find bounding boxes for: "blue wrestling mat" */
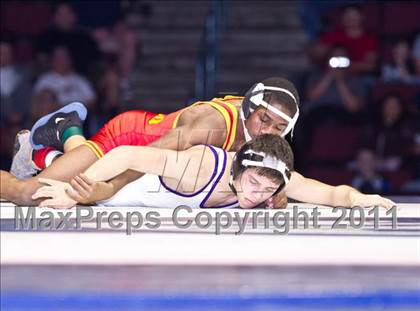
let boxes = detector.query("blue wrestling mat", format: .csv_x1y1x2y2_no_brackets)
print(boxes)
2,291,420,311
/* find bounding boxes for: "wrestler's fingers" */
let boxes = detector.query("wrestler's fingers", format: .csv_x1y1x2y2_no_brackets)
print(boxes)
32,188,55,200
380,197,396,210
38,199,65,208
74,175,92,193
79,173,94,186
70,178,90,198
65,188,84,202
38,178,60,186
36,185,56,193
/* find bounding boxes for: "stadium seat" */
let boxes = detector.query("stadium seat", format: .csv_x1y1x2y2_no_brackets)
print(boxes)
306,166,355,186
384,170,412,192
1,2,51,36
371,83,420,106
309,126,363,162
383,2,420,35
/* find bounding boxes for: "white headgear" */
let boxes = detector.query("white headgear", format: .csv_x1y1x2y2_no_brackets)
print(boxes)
229,145,291,196
241,82,299,142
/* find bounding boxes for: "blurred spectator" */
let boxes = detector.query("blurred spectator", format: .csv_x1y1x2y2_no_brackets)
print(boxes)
34,46,96,108
92,21,137,82
97,67,121,118
413,33,420,77
382,39,420,84
400,94,420,194
352,149,389,194
374,94,413,172
37,2,100,75
92,21,137,114
306,45,367,114
309,5,378,75
0,118,22,170
29,88,60,126
0,41,32,123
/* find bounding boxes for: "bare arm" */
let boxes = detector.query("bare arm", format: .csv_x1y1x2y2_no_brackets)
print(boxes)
84,145,191,182
284,172,395,209
307,72,334,101
336,78,363,112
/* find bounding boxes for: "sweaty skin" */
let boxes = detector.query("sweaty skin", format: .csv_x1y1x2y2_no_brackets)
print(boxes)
0,98,290,207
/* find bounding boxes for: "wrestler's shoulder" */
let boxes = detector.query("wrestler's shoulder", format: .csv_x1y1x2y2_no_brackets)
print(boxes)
179,104,226,128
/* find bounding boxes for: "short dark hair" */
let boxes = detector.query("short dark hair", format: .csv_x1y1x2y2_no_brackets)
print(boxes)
260,77,299,117
233,134,294,185
341,4,362,14
53,2,75,15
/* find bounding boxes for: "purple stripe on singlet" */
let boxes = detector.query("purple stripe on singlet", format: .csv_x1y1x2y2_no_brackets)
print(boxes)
200,149,238,208
158,145,219,197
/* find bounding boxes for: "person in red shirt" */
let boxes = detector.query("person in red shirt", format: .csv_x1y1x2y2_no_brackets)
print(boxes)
310,5,378,75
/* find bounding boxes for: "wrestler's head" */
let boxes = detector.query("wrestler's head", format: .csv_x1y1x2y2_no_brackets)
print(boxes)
241,77,300,140
230,134,294,209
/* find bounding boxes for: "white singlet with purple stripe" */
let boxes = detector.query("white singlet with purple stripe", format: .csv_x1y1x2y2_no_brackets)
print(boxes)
98,145,239,209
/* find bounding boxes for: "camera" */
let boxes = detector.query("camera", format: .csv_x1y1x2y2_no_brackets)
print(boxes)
329,56,351,68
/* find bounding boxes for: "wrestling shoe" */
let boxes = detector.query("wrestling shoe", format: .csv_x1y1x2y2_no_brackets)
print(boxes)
30,102,87,151
10,130,38,179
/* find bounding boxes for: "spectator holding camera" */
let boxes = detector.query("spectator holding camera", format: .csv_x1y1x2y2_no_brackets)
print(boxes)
306,45,367,115
310,5,378,75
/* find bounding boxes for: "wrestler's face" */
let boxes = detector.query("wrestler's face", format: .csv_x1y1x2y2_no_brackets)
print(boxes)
245,105,291,138
234,168,280,209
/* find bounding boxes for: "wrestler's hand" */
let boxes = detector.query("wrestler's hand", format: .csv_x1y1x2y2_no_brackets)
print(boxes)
68,173,114,204
265,190,288,209
350,193,396,210
32,178,77,209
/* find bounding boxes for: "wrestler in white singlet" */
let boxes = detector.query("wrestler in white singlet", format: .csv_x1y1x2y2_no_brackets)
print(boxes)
98,145,239,209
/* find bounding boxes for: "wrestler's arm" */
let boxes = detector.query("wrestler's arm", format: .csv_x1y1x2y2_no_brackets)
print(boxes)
284,171,396,209
84,145,192,182
33,146,198,207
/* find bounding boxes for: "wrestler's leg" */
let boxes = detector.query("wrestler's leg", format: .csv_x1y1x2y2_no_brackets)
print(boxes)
63,135,86,152
1,145,98,205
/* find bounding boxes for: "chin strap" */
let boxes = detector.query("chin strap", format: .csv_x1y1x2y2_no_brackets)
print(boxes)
240,108,253,142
